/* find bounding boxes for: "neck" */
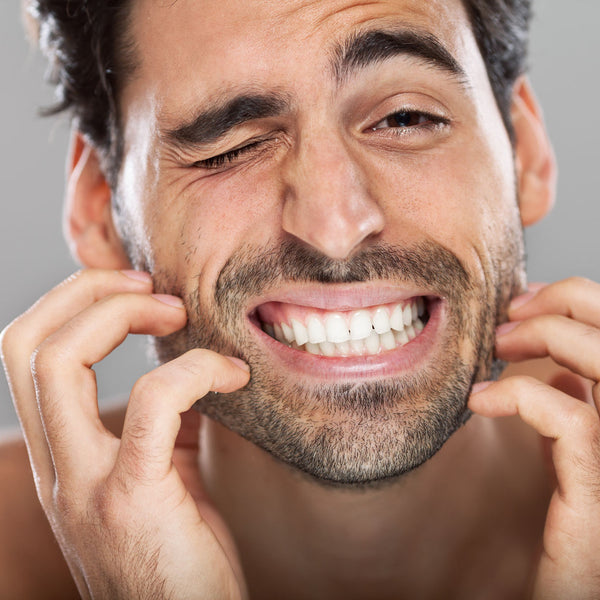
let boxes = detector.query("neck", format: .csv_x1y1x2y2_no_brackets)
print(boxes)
199,413,550,600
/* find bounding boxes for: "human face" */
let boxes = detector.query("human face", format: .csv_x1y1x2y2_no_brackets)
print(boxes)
115,0,525,483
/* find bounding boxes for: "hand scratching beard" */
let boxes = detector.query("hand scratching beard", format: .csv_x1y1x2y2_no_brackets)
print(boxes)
152,239,520,485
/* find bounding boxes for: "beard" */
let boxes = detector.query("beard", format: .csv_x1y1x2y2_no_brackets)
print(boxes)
151,236,524,485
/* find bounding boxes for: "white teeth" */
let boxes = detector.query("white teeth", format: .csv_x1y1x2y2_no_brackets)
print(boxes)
402,304,412,327
336,341,351,356
380,330,396,350
350,310,372,340
372,307,390,334
273,323,284,343
395,329,409,346
291,318,309,346
390,305,404,331
325,313,351,343
281,322,295,343
364,330,381,354
307,316,327,344
305,342,321,355
350,338,365,354
319,341,336,356
263,297,428,356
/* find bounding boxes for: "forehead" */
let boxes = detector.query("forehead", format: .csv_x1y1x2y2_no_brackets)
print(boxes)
124,0,480,115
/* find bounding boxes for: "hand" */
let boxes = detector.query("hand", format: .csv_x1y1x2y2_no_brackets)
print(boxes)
0,269,250,599
469,277,600,599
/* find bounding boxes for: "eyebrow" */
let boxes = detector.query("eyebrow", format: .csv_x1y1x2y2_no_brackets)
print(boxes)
332,28,468,87
163,28,468,151
163,92,292,150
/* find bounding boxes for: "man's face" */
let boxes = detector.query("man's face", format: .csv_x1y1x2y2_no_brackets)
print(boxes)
115,0,525,484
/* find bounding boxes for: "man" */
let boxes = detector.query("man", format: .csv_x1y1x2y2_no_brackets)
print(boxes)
1,0,599,597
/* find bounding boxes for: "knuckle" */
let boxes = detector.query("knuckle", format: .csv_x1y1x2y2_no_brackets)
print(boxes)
564,275,593,289
130,372,162,404
29,339,64,383
565,403,597,438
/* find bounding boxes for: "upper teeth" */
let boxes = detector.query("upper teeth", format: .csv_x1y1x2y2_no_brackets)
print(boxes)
262,298,426,356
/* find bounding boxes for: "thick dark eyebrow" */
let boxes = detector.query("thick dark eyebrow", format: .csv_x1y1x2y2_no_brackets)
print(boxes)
332,28,469,87
163,92,291,150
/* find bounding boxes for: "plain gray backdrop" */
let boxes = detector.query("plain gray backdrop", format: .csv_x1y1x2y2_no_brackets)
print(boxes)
1,1,598,430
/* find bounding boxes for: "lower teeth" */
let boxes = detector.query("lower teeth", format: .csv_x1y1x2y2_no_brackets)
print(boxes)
263,316,426,357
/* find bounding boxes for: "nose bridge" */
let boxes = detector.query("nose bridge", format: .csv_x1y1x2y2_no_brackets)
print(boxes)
281,129,385,260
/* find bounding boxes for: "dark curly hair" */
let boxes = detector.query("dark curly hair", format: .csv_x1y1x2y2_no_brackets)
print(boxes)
26,0,532,187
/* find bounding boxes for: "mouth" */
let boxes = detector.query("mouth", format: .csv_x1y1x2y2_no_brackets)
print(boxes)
253,297,430,357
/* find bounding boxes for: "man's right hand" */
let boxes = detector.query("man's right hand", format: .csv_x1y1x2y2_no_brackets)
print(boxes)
0,269,250,600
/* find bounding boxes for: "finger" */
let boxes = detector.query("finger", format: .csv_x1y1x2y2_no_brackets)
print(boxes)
0,269,153,482
510,277,600,328
116,350,250,484
31,293,187,479
470,376,600,503
495,315,600,384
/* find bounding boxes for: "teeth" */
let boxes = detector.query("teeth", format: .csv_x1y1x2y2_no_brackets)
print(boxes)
350,310,372,340
364,330,381,354
380,330,396,350
281,322,295,343
395,329,409,346
372,307,390,334
390,305,404,331
305,342,321,355
402,304,412,327
319,341,336,356
273,323,284,342
262,297,428,356
325,313,351,343
350,338,365,354
291,318,309,346
307,316,327,344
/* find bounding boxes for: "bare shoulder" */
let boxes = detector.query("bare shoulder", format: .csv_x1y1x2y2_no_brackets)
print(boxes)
0,405,126,599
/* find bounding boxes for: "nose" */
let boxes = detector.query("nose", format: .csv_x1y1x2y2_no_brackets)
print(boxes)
281,135,385,260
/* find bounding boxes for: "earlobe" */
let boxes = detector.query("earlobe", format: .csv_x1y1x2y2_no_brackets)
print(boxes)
64,130,131,269
511,77,557,227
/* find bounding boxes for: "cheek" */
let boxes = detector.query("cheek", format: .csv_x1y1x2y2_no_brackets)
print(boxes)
368,139,519,270
151,168,284,296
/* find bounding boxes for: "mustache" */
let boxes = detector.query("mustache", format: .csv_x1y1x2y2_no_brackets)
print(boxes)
214,239,473,308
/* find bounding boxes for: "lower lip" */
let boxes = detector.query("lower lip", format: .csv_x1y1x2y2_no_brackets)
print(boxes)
247,299,445,381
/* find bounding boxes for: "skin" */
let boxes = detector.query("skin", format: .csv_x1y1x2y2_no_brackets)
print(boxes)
3,0,600,598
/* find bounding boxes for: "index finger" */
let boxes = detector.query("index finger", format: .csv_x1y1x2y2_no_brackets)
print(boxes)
509,277,600,328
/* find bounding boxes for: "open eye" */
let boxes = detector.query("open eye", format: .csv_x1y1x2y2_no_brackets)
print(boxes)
371,110,449,131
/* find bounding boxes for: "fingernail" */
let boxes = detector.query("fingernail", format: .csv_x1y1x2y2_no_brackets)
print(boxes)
226,356,250,372
509,282,547,311
496,321,520,337
152,294,184,308
509,291,537,311
471,381,492,394
121,269,152,283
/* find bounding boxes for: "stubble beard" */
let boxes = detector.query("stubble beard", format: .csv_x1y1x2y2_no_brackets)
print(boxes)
151,236,524,485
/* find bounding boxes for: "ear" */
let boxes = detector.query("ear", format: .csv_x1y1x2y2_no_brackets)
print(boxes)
511,77,557,227
64,130,131,269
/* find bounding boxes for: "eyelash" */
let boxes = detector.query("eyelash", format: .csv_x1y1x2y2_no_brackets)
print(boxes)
193,110,449,170
193,139,265,170
370,110,449,133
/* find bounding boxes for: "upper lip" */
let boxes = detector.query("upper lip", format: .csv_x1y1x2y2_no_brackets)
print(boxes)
245,282,438,316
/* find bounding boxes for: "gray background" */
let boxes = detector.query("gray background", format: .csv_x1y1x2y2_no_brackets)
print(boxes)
0,1,598,430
